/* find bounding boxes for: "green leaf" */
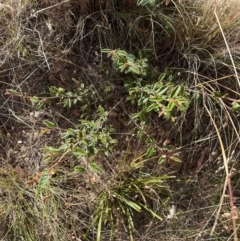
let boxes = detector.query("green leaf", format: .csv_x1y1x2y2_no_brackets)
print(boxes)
129,64,141,75
57,87,65,93
72,77,79,84
123,199,141,212
73,147,87,157
167,102,175,111
168,74,173,82
170,85,183,98
117,49,128,57
67,128,76,136
172,156,182,163
232,102,240,112
158,86,169,95
66,91,74,97
37,171,50,195
97,211,103,241
43,120,56,128
89,162,102,174
158,156,166,164
141,204,162,220
193,91,201,102
63,98,71,108
44,146,61,153
141,176,172,184
58,144,70,151
88,145,98,155
142,97,149,104
36,101,45,110
109,138,118,144
158,73,166,81
74,166,85,173
214,91,222,97
149,97,163,104
145,146,155,158
30,96,39,103
101,48,112,53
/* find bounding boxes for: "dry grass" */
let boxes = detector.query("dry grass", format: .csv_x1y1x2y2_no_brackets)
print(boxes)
0,0,240,240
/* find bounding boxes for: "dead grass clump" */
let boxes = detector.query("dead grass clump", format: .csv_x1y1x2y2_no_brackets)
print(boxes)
171,1,240,91
0,166,92,241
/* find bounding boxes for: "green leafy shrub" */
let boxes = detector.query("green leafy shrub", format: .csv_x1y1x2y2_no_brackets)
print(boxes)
43,106,117,173
128,74,190,122
103,49,191,122
102,49,148,77
31,78,99,111
49,80,99,109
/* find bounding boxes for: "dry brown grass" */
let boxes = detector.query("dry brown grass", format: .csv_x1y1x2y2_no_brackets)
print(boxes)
0,0,240,240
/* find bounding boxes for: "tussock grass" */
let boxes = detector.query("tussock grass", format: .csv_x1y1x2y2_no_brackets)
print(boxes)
0,166,97,241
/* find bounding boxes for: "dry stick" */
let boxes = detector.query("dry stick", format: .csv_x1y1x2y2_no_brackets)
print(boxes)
203,97,228,234
227,174,238,241
32,0,70,16
34,28,50,70
205,118,228,236
208,6,239,240
204,100,238,240
193,147,208,177
214,6,240,87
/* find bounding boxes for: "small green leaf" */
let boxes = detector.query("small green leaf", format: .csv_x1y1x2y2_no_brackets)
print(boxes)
123,199,141,212
63,98,71,108
158,86,169,95
193,91,201,102
141,205,162,220
89,162,102,174
57,87,65,93
214,91,222,97
30,96,39,103
142,97,149,104
58,144,70,151
145,146,155,158
158,156,166,164
97,211,103,241
146,103,160,112
67,128,76,136
117,49,128,56
43,120,56,128
36,101,45,110
73,147,87,157
44,146,61,153
88,146,98,155
66,91,74,97
37,171,50,195
170,85,183,98
167,102,175,111
232,102,240,112
172,156,182,163
158,73,166,81
74,166,85,173
72,77,79,84
129,64,141,75
101,48,112,53
149,97,163,102
109,139,118,144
